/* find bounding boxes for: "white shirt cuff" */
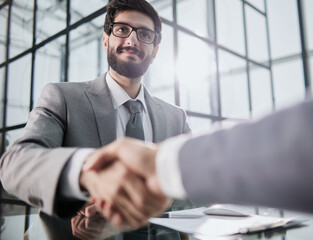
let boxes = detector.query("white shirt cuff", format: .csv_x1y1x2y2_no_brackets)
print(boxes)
59,148,95,200
156,135,190,199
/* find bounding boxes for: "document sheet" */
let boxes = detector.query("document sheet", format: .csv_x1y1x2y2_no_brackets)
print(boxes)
149,205,297,237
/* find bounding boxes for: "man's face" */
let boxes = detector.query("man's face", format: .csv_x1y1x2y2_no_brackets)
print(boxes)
103,10,159,78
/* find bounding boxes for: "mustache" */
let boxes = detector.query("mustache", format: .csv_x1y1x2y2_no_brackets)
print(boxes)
117,46,144,58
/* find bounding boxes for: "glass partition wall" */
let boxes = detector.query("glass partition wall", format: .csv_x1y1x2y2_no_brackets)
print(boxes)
0,0,312,238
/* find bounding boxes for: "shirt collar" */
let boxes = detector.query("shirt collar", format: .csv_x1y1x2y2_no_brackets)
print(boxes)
106,73,147,112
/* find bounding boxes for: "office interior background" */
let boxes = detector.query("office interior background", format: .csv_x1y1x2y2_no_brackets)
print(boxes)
0,0,312,238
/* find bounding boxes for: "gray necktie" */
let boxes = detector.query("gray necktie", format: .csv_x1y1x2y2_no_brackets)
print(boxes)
124,100,145,140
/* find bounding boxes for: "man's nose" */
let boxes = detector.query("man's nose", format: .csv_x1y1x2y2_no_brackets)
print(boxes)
126,30,139,46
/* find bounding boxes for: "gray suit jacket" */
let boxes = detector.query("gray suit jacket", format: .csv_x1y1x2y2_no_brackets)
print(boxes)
178,99,313,213
0,73,190,217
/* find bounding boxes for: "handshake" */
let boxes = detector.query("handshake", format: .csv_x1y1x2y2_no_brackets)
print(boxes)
78,137,170,228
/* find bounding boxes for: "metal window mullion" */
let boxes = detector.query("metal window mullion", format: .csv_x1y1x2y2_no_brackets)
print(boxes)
243,0,266,16
64,0,70,82
0,123,26,133
0,5,108,70
212,0,221,119
0,0,8,10
29,0,37,111
242,1,252,118
24,205,31,234
173,0,180,106
264,0,276,111
1,0,12,155
297,0,311,98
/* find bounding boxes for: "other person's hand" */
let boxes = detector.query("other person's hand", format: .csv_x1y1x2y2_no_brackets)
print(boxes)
80,149,169,228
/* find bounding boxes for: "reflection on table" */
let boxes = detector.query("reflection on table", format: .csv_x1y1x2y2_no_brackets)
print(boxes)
1,205,313,240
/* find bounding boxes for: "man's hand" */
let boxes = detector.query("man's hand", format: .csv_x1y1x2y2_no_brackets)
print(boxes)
79,148,169,227
83,138,163,196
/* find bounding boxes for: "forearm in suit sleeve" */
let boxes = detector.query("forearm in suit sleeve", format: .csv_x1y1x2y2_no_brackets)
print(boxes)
0,83,81,216
177,100,313,213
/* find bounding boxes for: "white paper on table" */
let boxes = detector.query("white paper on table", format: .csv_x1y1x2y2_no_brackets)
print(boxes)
149,217,208,234
195,215,294,237
150,206,299,237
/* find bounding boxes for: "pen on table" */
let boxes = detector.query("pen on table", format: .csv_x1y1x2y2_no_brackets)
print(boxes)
158,213,204,218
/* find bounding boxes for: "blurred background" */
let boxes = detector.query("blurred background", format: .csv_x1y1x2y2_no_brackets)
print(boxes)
0,0,312,239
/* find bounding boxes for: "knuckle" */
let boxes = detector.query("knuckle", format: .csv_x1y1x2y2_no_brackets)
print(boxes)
136,196,147,209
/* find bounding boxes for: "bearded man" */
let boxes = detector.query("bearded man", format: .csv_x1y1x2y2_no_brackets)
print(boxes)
0,0,191,239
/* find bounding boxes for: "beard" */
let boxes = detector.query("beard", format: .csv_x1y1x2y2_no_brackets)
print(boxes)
107,45,152,78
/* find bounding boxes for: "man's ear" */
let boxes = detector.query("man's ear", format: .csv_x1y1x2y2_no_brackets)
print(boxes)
103,32,109,52
150,45,159,64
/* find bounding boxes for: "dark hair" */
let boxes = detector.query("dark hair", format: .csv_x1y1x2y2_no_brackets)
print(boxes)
104,0,162,45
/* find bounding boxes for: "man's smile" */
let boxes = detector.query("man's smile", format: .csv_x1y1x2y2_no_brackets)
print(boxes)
117,46,144,58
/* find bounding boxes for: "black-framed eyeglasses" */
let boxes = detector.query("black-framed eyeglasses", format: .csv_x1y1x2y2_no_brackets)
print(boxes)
110,22,158,44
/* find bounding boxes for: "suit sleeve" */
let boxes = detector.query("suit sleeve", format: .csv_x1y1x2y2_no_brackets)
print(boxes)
0,83,81,217
178,100,313,213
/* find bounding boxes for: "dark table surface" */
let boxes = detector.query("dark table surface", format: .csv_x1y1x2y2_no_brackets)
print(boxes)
1,205,313,240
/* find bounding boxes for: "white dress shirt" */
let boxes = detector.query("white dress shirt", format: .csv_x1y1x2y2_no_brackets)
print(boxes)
60,73,153,200
106,73,153,141
156,135,189,199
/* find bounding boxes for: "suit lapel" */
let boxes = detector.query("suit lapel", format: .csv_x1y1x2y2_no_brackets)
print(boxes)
144,88,167,143
85,74,117,146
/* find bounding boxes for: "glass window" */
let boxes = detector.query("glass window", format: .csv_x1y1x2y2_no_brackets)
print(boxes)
177,31,216,114
36,0,66,44
7,54,31,127
0,6,8,64
188,116,212,133
303,0,313,50
267,0,301,59
249,64,273,118
219,49,249,119
69,16,104,83
144,24,175,104
1,204,26,240
177,0,210,38
9,0,33,58
71,0,108,24
5,128,23,149
90,12,106,29
215,118,242,129
246,6,269,63
28,212,47,240
34,36,65,107
273,58,306,109
216,0,245,55
246,0,265,12
148,0,173,21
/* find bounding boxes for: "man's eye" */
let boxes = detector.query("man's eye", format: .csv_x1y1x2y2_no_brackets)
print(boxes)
115,26,130,35
140,31,152,40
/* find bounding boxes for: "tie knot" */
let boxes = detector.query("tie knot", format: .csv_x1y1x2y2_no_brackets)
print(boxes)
124,100,142,114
